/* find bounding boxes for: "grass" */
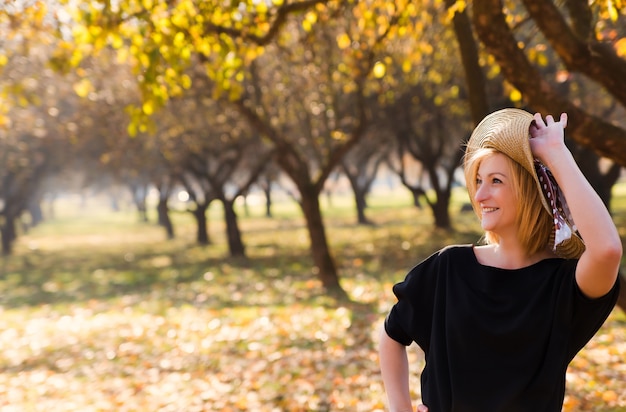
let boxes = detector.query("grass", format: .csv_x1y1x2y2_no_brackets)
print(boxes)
0,186,624,411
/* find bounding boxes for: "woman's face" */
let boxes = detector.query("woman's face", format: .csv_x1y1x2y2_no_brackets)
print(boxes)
474,153,518,237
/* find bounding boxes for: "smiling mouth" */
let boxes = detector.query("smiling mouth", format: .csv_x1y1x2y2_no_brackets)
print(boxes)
482,207,498,213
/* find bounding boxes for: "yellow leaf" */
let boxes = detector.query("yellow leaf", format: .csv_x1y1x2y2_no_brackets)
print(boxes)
111,33,124,49
402,60,412,73
245,46,262,62
88,25,102,39
509,88,522,102
70,49,84,67
337,33,351,49
256,1,268,13
331,130,346,141
305,11,317,24
132,33,144,47
73,78,93,97
537,52,548,66
142,100,154,115
128,122,137,137
116,47,128,63
139,53,150,68
601,390,617,402
608,0,619,21
173,32,186,48
616,38,626,57
171,13,188,28
181,74,192,89
372,61,386,78
343,82,356,93
449,85,459,98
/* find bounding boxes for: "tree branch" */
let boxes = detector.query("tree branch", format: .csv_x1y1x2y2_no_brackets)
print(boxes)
521,0,626,107
204,0,334,46
472,0,626,166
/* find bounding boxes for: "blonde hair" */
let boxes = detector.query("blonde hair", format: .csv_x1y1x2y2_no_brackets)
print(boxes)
464,147,553,255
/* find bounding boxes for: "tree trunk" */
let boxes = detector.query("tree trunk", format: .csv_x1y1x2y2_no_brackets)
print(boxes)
569,144,621,210
132,185,149,223
259,177,273,218
432,195,452,229
264,185,273,218
344,171,372,225
354,187,372,225
299,187,347,299
157,198,175,240
445,0,489,125
191,204,211,245
28,201,44,227
1,217,17,256
241,192,250,217
411,188,424,209
222,198,246,257
424,156,455,230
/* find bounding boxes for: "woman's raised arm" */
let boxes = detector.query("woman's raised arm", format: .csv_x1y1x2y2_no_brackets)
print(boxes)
529,112,622,298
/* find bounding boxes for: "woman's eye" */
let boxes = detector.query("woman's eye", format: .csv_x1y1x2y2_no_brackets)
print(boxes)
475,178,482,185
493,178,502,184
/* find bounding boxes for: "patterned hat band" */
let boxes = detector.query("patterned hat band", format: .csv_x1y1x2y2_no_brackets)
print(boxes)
534,160,580,252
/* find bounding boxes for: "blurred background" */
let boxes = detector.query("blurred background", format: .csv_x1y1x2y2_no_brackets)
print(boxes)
0,0,625,410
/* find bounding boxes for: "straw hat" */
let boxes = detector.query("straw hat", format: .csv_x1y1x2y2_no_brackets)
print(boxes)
465,108,585,259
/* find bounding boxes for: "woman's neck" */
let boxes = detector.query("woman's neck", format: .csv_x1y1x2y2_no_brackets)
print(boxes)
475,242,554,269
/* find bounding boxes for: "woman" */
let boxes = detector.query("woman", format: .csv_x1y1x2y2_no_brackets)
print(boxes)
379,109,621,412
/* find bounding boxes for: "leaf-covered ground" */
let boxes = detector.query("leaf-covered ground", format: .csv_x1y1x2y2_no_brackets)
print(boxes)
0,194,625,411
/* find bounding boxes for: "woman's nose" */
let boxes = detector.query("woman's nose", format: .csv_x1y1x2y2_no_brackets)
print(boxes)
475,184,488,202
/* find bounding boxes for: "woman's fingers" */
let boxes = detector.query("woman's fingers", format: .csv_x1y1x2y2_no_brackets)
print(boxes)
533,112,567,128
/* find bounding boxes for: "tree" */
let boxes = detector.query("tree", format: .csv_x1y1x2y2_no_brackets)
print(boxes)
230,3,410,296
386,87,469,229
0,21,79,254
340,128,392,225
51,0,626,301
153,75,273,256
472,0,626,162
255,163,283,218
378,2,472,229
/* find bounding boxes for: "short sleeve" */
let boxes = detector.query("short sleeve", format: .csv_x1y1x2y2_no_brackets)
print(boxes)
567,272,620,358
384,250,443,349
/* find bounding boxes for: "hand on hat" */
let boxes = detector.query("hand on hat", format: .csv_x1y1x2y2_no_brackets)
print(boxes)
529,112,568,166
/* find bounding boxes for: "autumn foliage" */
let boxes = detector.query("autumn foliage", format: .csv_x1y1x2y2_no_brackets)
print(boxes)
0,196,624,411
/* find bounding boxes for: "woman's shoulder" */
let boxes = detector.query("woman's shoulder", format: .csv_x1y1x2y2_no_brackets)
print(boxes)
413,244,476,269
398,245,475,292
437,244,476,258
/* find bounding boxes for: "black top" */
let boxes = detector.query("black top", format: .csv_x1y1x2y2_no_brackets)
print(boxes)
384,245,620,412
